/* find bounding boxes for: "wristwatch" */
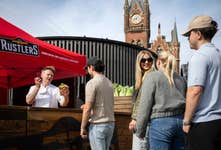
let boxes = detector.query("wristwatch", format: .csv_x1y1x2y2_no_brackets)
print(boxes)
183,120,192,126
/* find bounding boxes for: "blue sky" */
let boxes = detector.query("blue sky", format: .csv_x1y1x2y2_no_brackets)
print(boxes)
1,0,221,65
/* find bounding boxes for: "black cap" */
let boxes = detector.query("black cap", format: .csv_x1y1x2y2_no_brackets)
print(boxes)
86,56,105,72
87,56,103,66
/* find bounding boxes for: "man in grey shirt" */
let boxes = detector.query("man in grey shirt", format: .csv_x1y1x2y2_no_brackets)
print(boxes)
182,15,221,150
80,57,115,150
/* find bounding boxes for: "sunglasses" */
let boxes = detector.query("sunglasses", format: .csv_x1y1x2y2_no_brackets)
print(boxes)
140,57,153,63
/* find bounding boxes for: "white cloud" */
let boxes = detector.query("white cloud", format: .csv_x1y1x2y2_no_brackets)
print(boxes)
0,0,220,65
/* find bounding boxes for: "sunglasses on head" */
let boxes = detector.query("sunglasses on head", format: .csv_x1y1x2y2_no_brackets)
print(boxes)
140,57,153,63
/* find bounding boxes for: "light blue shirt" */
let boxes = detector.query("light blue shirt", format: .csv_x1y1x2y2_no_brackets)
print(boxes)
188,43,221,123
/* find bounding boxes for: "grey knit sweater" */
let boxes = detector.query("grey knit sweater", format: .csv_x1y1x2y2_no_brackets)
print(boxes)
136,71,186,138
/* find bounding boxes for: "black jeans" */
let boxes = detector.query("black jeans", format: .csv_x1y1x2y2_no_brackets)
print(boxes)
185,119,221,150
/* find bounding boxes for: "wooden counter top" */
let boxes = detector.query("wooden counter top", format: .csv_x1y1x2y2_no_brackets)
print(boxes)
0,105,132,150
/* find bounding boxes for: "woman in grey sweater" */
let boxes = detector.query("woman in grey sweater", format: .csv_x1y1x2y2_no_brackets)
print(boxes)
136,51,186,150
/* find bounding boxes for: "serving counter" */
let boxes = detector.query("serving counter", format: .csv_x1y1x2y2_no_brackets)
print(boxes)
0,101,132,150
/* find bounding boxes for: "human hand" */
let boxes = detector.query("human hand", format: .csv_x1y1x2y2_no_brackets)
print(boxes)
34,77,42,87
183,125,191,133
80,128,88,139
59,87,69,97
59,83,69,97
80,104,85,110
129,119,136,132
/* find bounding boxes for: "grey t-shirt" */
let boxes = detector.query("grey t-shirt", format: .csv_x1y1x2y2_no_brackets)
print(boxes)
86,74,115,123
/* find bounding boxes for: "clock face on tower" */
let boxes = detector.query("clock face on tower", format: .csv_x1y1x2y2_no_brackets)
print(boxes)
131,14,142,24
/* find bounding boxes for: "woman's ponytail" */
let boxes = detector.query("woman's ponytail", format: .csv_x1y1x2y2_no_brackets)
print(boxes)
158,51,177,86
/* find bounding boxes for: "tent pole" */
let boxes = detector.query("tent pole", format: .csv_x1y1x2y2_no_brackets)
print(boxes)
7,76,13,105
8,88,13,105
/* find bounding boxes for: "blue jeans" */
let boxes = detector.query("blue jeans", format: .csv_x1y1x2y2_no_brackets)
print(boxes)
89,122,115,150
149,114,185,150
132,125,149,150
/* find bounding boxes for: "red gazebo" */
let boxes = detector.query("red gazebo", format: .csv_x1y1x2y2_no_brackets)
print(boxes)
0,17,86,104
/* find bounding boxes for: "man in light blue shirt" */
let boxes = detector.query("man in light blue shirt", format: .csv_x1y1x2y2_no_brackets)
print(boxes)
182,15,221,150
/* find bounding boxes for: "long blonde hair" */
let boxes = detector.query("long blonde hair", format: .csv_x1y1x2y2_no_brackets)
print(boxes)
157,51,177,85
135,50,154,90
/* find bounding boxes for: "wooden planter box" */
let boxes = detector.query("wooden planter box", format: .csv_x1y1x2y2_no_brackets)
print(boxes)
114,96,132,113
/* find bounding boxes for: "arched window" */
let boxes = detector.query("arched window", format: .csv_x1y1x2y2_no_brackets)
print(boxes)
137,39,143,47
131,40,135,45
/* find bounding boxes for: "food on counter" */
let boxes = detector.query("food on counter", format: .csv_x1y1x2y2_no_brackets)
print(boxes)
59,83,69,89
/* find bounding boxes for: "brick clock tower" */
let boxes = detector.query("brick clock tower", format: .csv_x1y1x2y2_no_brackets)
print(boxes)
124,0,180,72
124,0,150,48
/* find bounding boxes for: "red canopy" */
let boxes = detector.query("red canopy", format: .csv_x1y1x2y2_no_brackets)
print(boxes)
0,17,86,88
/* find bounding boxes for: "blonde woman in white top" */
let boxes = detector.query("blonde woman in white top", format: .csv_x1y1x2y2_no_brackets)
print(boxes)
129,50,155,150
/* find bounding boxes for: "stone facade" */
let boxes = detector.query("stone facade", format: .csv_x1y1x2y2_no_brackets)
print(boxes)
150,23,180,72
